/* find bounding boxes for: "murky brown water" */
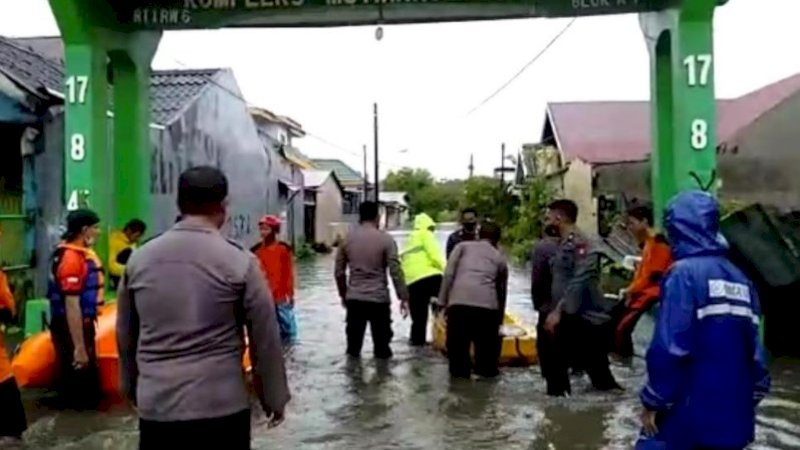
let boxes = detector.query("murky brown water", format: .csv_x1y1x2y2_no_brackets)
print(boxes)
12,231,800,449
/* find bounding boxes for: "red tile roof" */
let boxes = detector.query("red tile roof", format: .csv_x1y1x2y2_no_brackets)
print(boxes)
547,73,800,164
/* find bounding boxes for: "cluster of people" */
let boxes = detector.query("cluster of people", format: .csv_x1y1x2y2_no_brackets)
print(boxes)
335,205,509,379
0,162,774,449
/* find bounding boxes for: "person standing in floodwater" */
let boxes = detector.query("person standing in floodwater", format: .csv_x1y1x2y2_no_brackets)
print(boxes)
253,215,298,344
335,201,410,359
543,199,622,396
530,223,563,395
47,209,104,409
636,191,770,450
401,213,446,346
446,208,479,258
438,221,508,379
118,166,290,450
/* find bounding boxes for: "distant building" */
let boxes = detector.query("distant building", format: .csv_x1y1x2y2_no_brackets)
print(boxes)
301,169,344,247
378,192,409,230
516,73,800,234
250,106,312,247
311,158,366,218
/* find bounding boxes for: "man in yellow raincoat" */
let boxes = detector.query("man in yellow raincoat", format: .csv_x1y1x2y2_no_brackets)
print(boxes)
401,213,446,346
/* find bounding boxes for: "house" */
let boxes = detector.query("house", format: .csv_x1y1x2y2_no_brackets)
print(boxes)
311,158,365,218
378,191,409,230
250,106,312,248
301,169,344,247
517,73,800,234
1,36,280,295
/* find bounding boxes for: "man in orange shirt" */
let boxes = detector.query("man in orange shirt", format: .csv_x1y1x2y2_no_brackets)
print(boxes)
614,205,672,362
0,228,27,441
48,209,104,408
252,215,297,344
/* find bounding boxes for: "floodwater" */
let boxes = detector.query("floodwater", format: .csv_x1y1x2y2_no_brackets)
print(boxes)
14,231,800,449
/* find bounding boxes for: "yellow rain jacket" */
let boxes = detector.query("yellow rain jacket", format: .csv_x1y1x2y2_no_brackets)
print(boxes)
109,230,136,278
401,213,446,285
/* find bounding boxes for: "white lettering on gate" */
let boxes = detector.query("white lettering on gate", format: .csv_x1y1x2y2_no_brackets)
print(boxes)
572,0,639,10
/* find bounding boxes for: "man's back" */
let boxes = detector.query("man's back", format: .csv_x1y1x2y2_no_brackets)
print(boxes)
118,218,289,422
335,224,406,303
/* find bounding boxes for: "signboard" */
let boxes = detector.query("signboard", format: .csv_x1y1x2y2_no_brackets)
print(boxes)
111,0,669,29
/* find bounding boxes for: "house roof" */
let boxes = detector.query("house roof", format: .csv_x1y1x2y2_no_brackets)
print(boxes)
311,159,363,186
546,73,800,164
302,169,343,191
150,69,222,124
0,36,63,95
4,35,222,125
379,191,408,208
249,106,305,137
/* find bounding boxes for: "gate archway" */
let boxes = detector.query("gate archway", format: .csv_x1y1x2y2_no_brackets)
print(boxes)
50,0,724,258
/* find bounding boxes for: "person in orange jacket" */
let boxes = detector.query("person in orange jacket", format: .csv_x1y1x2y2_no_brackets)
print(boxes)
0,228,27,441
614,205,672,362
252,215,297,344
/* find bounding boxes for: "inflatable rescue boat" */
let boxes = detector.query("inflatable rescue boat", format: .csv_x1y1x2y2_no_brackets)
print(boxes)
432,312,538,366
12,303,253,395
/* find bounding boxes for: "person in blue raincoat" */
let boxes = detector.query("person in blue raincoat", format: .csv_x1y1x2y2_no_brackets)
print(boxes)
637,191,770,450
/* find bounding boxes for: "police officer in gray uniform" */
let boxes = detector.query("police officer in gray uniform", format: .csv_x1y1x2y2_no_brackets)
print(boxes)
542,199,621,396
118,166,290,450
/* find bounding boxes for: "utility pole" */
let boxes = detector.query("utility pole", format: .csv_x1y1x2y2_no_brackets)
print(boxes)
468,153,474,179
373,102,380,202
362,144,369,203
500,143,506,187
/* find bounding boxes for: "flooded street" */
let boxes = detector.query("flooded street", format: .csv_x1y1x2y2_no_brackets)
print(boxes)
15,231,800,449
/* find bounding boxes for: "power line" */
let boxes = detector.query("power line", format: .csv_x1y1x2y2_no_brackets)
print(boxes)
167,58,406,170
465,18,577,117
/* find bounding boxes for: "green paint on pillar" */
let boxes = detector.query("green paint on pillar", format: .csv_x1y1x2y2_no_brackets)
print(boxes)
110,32,160,231
641,0,719,225
50,0,161,267
61,44,111,262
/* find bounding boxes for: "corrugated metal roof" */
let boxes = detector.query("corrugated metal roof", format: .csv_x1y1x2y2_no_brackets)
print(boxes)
547,73,800,164
311,159,364,185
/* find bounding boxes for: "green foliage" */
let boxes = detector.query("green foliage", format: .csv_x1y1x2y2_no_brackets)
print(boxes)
383,168,463,221
294,241,315,260
461,176,554,263
505,177,555,263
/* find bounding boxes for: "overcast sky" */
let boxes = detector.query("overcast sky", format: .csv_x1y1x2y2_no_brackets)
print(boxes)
2,0,799,179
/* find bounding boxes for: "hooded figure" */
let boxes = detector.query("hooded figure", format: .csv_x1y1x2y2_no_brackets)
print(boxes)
401,213,446,346
637,191,770,450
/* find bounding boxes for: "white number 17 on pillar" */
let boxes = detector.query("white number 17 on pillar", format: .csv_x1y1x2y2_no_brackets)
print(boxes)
683,54,712,87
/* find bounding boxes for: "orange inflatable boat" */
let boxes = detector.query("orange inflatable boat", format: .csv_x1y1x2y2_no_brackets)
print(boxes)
12,303,253,395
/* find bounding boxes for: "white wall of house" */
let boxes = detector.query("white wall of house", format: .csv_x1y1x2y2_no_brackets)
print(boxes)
563,158,598,235
315,176,344,246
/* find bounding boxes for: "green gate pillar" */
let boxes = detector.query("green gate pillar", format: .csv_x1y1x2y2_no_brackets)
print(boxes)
640,1,719,224
110,33,160,231
50,0,112,262
49,0,160,266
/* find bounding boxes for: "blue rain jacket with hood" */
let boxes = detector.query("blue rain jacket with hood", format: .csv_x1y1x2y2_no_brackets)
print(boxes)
637,191,770,450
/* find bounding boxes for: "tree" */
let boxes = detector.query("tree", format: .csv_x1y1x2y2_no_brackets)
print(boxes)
383,169,463,221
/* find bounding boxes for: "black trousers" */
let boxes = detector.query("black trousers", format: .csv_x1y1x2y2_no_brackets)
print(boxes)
537,314,620,396
446,305,501,378
407,275,442,346
346,300,393,359
139,409,251,450
0,377,26,438
536,312,571,396
49,316,101,409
